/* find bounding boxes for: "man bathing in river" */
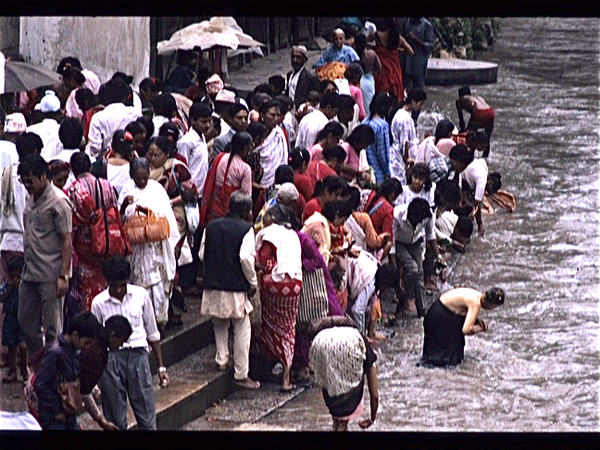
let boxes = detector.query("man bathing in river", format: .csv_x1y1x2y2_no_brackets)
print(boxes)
420,287,505,367
456,86,495,139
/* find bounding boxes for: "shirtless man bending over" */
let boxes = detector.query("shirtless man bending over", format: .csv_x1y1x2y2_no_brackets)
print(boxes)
456,86,495,139
420,287,505,367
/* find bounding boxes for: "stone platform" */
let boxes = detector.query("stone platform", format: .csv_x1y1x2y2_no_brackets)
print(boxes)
426,57,498,86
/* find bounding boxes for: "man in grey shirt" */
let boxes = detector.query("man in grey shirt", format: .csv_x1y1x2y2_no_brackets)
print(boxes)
17,154,73,357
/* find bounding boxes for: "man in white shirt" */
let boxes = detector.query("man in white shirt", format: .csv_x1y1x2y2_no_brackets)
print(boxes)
86,78,141,158
393,197,443,318
0,113,25,172
295,91,341,150
27,91,64,161
460,158,500,237
177,102,211,200
91,256,169,431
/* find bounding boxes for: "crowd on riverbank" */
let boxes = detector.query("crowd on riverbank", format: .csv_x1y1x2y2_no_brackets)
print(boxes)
0,17,510,431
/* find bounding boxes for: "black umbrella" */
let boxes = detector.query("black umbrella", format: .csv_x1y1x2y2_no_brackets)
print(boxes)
2,60,62,94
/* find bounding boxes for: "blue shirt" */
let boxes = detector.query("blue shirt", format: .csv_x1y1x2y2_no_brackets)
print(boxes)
402,18,435,76
362,117,390,184
314,45,360,68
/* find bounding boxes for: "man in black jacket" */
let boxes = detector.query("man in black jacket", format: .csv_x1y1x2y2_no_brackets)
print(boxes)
199,191,260,389
285,46,321,110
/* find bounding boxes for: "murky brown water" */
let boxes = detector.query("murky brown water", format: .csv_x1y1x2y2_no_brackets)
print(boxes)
259,17,600,431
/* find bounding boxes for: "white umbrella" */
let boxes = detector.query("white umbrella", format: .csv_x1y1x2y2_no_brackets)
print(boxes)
157,16,265,56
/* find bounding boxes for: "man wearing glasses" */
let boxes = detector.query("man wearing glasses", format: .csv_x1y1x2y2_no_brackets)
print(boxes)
17,154,73,359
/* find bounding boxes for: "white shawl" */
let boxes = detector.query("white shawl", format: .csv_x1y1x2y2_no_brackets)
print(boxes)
118,179,180,279
255,223,302,282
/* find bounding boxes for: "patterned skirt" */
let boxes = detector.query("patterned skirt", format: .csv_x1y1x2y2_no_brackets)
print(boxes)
259,273,302,368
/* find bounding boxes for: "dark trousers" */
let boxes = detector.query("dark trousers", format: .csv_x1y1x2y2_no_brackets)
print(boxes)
395,239,426,318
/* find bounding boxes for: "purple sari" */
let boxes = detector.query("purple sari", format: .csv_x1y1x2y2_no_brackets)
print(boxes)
294,232,343,368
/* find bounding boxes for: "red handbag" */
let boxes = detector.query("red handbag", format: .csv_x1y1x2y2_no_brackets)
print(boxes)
90,179,131,256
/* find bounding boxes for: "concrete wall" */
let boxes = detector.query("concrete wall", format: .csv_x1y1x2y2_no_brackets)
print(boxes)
19,17,150,87
0,17,20,58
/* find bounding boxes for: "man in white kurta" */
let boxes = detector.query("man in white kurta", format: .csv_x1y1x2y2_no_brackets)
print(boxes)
199,192,260,389
389,107,419,185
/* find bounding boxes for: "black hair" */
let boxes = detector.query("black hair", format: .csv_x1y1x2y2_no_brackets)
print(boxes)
306,90,322,104
319,91,341,110
17,154,48,178
405,88,427,104
75,88,97,112
246,121,268,143
228,102,249,120
366,177,403,211
354,33,368,55
345,186,361,211
313,176,347,199
229,191,253,218
56,57,82,75
435,119,455,144
406,197,432,228
485,287,505,306
16,132,43,159
275,165,294,185
112,71,134,85
322,145,347,164
449,144,474,167
322,199,352,222
337,94,356,113
346,124,376,149
344,62,364,83
259,99,281,116
137,116,154,145
70,151,91,177
369,91,393,119
139,77,160,93
153,93,178,118
487,172,502,195
62,66,86,85
125,120,147,138
148,136,176,158
251,92,271,111
273,95,291,116
319,79,338,94
6,254,25,274
288,147,310,171
454,205,473,217
58,117,83,149
103,256,131,282
454,216,474,240
458,86,471,97
159,121,180,143
268,75,286,93
104,315,133,340
375,263,400,293
129,157,151,177
190,101,213,121
98,78,130,105
253,82,274,97
176,49,197,66
112,130,134,160
316,121,344,144
48,160,70,179
66,311,101,339
407,163,432,191
435,179,461,209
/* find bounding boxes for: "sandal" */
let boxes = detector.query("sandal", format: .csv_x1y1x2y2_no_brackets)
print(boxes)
234,378,260,390
2,370,17,383
279,384,295,393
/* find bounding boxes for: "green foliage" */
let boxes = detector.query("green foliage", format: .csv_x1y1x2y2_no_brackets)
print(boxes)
430,18,501,58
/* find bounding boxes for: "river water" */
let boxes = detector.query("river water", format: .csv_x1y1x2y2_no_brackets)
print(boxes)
259,17,600,431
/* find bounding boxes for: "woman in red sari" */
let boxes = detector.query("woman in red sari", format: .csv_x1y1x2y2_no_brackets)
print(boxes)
255,204,303,392
369,18,414,103
67,152,120,311
200,132,253,227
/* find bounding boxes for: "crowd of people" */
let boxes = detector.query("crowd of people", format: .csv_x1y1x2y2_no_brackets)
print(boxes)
0,16,510,432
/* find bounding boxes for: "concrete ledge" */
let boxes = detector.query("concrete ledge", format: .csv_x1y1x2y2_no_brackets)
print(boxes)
426,57,498,86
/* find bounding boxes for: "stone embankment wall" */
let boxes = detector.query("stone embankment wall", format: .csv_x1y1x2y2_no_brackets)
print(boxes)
19,17,150,86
